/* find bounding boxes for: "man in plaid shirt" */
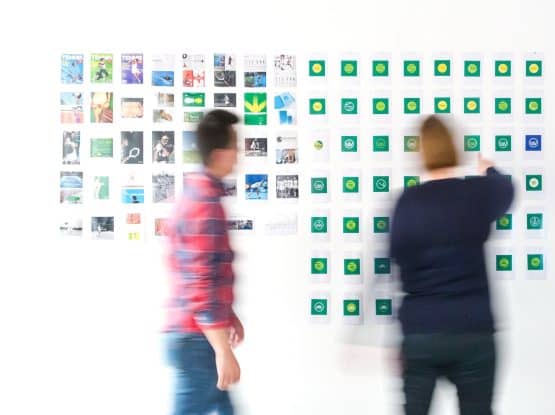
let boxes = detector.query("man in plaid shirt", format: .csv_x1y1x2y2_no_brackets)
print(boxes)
165,110,242,415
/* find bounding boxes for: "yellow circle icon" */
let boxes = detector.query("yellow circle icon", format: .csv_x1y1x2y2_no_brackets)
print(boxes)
407,101,417,111
314,140,323,150
467,100,477,111
375,63,386,73
529,101,539,111
346,303,357,313
312,63,322,74
407,63,417,73
314,261,324,271
347,262,358,272
499,258,509,268
498,63,509,74
437,63,448,73
437,100,448,111
531,257,541,267
344,63,355,74
376,101,386,112
346,220,357,230
194,97,203,104
498,101,508,111
467,63,478,74
529,63,539,74
312,102,323,112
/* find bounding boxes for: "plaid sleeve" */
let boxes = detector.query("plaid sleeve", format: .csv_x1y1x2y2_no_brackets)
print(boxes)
170,189,233,330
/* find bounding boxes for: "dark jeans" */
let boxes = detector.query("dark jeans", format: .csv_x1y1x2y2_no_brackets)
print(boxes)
402,333,496,415
166,332,234,415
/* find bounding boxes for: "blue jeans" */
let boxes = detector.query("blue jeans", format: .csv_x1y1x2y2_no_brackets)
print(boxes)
402,333,496,415
166,333,234,415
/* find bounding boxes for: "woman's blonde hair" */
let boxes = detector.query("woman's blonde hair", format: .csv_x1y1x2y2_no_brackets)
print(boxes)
419,115,458,170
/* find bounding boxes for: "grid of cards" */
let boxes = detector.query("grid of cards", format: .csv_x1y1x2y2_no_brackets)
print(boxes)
59,52,546,323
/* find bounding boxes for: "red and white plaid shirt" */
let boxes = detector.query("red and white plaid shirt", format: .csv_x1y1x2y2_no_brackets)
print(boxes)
165,172,235,333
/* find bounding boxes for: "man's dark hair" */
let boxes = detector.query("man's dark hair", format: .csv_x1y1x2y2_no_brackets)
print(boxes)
196,109,239,165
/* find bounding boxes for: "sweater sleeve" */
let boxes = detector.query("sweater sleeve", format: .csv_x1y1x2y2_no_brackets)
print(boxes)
483,167,515,221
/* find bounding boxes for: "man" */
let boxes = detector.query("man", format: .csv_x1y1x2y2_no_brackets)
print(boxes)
165,109,243,415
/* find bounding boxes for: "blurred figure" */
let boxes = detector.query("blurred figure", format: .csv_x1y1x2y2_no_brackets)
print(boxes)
389,116,514,415
165,110,243,415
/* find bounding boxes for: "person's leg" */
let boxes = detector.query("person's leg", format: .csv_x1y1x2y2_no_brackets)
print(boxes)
211,390,234,415
166,333,217,415
402,335,438,415
445,334,496,415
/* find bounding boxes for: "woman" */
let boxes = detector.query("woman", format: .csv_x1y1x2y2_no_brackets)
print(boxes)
389,116,514,415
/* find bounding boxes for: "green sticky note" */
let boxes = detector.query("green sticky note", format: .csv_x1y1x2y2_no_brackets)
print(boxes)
341,135,358,152
464,97,480,114
341,60,358,76
434,60,451,76
376,299,392,316
496,255,513,271
496,214,512,230
526,60,542,77
373,60,389,76
343,299,360,316
464,135,481,152
404,136,420,152
373,98,389,114
373,217,390,233
495,135,512,152
404,98,421,114
309,60,326,77
404,60,420,76
434,97,451,113
373,176,390,192
374,258,391,274
404,176,420,188
311,177,328,194
495,98,512,114
343,177,359,193
311,217,328,233
525,98,542,114
311,258,328,274
309,98,326,115
527,213,543,230
526,175,542,191
343,217,360,233
311,299,328,315
495,60,512,77
464,60,481,77
527,254,544,271
344,259,361,275
373,135,390,152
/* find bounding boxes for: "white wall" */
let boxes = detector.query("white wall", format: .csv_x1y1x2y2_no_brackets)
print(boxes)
1,1,554,414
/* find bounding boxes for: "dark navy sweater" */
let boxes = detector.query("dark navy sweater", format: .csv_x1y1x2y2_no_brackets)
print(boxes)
389,168,514,335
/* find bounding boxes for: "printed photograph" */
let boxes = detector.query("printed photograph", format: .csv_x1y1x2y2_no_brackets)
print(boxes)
59,216,83,237
61,54,83,84
90,92,113,123
154,218,169,236
276,175,299,199
126,213,141,225
244,54,267,87
182,131,201,164
93,176,109,200
62,131,80,165
276,133,298,164
152,53,175,86
274,92,296,125
91,53,113,83
153,173,175,203
222,178,237,197
245,174,268,200
214,93,237,108
182,53,206,87
121,97,144,119
274,54,297,87
156,92,175,107
60,92,83,124
60,171,83,204
90,137,113,158
245,137,268,157
228,219,254,231
153,109,174,123
121,53,144,84
214,53,236,87
152,131,175,163
121,171,144,204
121,131,144,164
91,216,115,240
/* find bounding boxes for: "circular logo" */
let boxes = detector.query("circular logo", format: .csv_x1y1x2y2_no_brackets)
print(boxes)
528,137,539,148
437,63,448,73
531,257,541,268
467,63,478,74
375,178,387,190
312,101,323,112
406,63,417,74
193,97,203,104
528,101,539,112
314,261,325,272
498,63,509,74
466,100,478,111
343,138,355,150
497,137,509,149
529,177,539,188
529,216,541,228
314,140,324,150
376,220,387,230
375,101,386,112
375,63,386,73
346,302,357,313
375,138,386,149
499,258,510,268
313,301,325,313
346,262,358,272
437,100,448,111
313,219,325,231
312,63,323,74
406,178,418,187
467,137,478,149
313,180,325,192
407,101,418,112
406,138,418,150
500,216,510,227
345,179,357,190
344,63,355,74
346,220,357,231
343,101,355,112
498,100,509,111
529,63,540,74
